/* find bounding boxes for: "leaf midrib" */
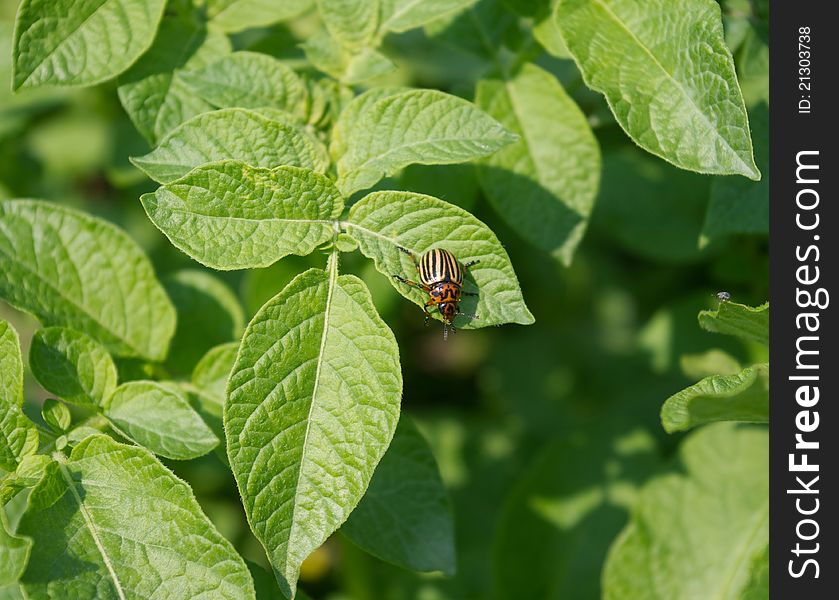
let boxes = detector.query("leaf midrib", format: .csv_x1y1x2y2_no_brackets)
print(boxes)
588,0,753,175
56,456,127,600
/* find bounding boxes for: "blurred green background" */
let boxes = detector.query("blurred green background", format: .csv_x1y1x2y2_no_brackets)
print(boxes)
0,0,768,598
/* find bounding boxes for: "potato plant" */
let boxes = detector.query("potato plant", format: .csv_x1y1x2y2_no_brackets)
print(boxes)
0,0,768,599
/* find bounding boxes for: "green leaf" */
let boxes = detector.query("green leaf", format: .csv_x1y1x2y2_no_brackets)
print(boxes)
12,0,167,89
141,162,344,270
0,320,39,472
317,0,380,50
29,327,118,407
226,266,402,596
103,381,219,460
0,511,30,586
476,63,600,265
556,0,760,180
41,399,71,433
346,191,534,327
192,342,239,403
19,434,255,599
702,103,768,245
207,0,313,33
740,546,769,600
380,0,477,33
679,349,741,380
180,52,308,119
341,417,455,574
0,200,176,360
0,455,52,506
302,31,395,85
494,426,660,600
117,17,231,144
533,1,571,58
426,0,516,59
333,89,516,195
661,363,768,433
131,108,327,184
698,301,768,345
163,270,245,376
603,424,768,600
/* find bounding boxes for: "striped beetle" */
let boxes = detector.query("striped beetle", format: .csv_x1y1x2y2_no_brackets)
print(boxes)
392,246,479,340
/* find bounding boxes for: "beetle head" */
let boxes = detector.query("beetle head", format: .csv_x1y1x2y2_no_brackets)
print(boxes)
438,302,457,324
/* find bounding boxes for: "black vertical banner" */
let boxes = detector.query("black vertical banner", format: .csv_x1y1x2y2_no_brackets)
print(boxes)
770,1,837,597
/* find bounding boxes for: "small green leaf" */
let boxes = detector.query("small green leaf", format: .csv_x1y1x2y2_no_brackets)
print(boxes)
476,63,601,265
342,417,455,575
334,89,516,195
318,0,380,50
29,327,118,407
380,0,477,33
192,342,239,403
0,320,39,472
19,434,256,599
0,455,51,506
661,363,768,433
12,0,167,89
0,200,176,360
41,399,71,433
226,266,402,597
117,17,231,144
163,270,245,376
180,52,309,119
556,0,759,179
103,381,219,460
302,31,395,85
131,108,327,184
207,0,313,33
141,161,344,270
0,511,30,586
533,1,571,58
698,301,768,346
346,191,534,327
702,103,768,245
334,233,359,253
603,424,767,600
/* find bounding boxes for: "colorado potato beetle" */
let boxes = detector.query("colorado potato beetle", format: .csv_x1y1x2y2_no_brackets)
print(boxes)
392,246,479,340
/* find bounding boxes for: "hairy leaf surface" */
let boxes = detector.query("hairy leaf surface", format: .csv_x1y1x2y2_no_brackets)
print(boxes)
12,0,166,89
141,162,343,270
476,63,600,265
318,0,380,50
556,0,759,179
226,267,402,596
0,321,38,473
603,424,768,600
19,435,254,599
29,327,117,407
334,89,516,194
342,417,455,574
0,200,175,360
661,363,768,433
346,191,533,327
103,381,218,460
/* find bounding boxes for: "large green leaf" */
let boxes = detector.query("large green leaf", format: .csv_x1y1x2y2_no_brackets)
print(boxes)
698,301,768,345
207,0,313,33
341,417,455,574
702,103,768,244
0,321,38,473
380,0,477,33
333,89,516,195
661,363,768,433
163,270,244,376
19,434,255,599
180,53,309,119
226,266,402,597
0,200,175,360
556,0,759,179
131,108,327,184
117,17,231,144
12,0,166,89
346,191,534,327
476,63,600,265
103,381,219,460
603,424,768,600
0,511,30,587
317,0,380,50
141,162,344,270
29,327,117,407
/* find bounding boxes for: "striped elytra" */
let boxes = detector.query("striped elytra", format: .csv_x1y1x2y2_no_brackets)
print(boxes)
418,248,463,286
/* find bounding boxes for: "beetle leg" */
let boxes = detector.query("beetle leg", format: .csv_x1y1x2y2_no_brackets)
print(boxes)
392,275,430,292
397,245,421,271
457,311,479,320
463,259,480,269
462,291,479,297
